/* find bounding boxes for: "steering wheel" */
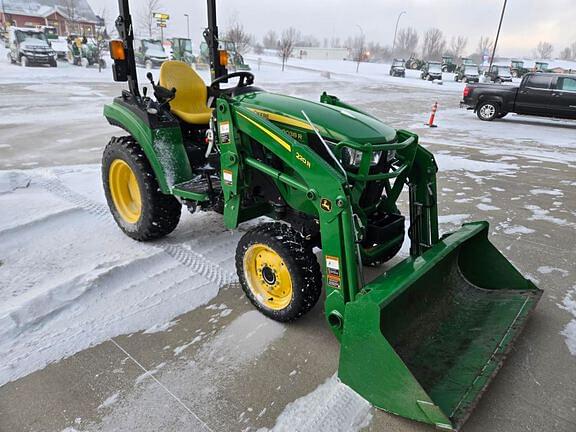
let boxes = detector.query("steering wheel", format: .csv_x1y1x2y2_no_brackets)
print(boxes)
210,71,254,90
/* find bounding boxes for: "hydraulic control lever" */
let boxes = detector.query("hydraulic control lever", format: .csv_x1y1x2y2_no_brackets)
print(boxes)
146,72,176,108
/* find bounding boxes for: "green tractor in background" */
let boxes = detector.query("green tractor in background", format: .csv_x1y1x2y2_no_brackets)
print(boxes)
168,37,196,66
199,39,250,71
405,54,425,70
67,35,106,68
534,61,551,73
105,0,542,430
511,59,529,78
441,55,457,72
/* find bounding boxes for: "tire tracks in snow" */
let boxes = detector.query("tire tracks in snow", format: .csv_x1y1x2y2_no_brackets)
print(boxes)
34,172,237,287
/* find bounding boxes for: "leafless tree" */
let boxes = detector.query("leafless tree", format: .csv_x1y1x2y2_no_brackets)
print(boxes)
421,28,446,60
560,47,572,60
278,27,299,71
330,37,341,48
535,41,553,59
395,27,418,58
449,36,468,60
351,34,366,72
138,0,163,39
470,36,493,64
224,20,253,55
93,12,109,72
298,34,320,48
262,30,278,49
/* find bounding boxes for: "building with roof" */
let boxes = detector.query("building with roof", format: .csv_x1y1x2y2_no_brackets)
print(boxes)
0,0,99,36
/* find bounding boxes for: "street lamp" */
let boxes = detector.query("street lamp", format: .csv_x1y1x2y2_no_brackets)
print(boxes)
488,0,508,74
184,13,190,39
391,11,407,57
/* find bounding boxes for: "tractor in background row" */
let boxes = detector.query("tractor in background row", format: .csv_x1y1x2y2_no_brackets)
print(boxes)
199,39,250,71
67,35,106,69
441,55,457,72
168,37,196,66
405,54,425,70
511,60,529,78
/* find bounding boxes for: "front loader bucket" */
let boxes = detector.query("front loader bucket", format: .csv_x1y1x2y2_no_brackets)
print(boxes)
338,221,542,430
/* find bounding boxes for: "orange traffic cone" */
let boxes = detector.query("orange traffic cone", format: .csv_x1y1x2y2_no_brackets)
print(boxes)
425,101,439,128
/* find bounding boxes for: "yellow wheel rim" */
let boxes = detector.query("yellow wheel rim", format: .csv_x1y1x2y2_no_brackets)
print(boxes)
109,159,142,224
243,243,293,310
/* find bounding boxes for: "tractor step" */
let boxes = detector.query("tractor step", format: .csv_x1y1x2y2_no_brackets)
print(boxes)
172,176,221,201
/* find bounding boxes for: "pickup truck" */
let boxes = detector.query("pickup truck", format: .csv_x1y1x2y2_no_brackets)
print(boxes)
461,72,576,121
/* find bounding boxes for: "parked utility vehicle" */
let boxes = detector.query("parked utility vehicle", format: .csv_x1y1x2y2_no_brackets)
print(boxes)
7,27,57,67
389,58,406,77
135,39,168,69
484,65,513,83
421,61,443,81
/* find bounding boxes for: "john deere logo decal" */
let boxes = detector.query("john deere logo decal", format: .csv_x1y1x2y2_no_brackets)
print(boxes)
320,198,332,212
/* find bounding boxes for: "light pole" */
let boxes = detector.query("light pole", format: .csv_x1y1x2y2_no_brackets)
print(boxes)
489,0,508,74
391,11,407,57
184,14,190,39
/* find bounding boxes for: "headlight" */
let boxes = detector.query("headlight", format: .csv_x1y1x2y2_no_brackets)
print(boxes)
341,147,382,168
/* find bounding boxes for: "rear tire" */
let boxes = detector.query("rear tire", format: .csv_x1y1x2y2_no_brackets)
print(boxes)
102,136,181,241
236,223,322,322
477,101,499,121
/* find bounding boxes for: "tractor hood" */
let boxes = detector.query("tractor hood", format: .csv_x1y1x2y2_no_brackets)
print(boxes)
234,92,397,144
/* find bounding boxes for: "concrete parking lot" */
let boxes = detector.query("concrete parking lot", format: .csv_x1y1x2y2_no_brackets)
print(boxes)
0,58,575,432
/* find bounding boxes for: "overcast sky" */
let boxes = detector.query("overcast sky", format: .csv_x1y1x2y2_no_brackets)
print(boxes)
88,0,575,57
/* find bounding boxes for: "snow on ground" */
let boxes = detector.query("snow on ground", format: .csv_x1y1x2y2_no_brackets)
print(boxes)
560,287,576,356
0,165,240,386
262,375,372,432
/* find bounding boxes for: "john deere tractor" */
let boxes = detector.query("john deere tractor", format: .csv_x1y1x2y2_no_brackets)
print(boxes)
168,37,196,65
104,1,542,430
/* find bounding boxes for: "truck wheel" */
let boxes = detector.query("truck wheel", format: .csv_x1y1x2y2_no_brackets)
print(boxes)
21,56,28,67
102,136,181,241
477,101,499,121
236,223,322,322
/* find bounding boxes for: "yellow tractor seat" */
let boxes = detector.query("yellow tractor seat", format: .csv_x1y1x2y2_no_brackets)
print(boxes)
159,61,212,125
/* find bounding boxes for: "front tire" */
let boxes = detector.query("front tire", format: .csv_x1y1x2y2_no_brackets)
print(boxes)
477,101,499,121
102,136,181,241
236,223,322,322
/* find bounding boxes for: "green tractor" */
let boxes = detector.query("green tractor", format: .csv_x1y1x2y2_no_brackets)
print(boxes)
405,54,425,70
168,37,196,65
511,59,529,78
105,1,542,430
534,61,551,73
441,55,457,73
67,35,106,68
200,39,250,71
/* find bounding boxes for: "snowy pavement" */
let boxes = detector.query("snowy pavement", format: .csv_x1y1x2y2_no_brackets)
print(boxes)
1,52,576,432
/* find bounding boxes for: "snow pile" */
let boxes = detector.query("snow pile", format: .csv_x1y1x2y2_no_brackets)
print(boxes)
0,166,239,386
560,286,576,356
262,374,372,432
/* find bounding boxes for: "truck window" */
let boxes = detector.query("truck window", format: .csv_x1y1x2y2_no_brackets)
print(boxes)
558,77,576,92
525,75,552,89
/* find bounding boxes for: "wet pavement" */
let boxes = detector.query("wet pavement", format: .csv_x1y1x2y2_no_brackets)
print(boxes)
1,67,575,432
